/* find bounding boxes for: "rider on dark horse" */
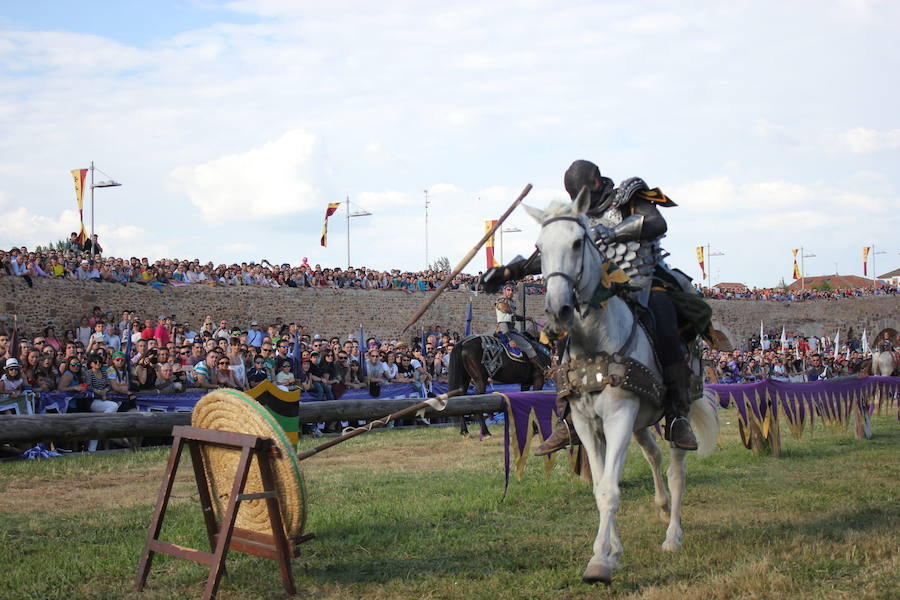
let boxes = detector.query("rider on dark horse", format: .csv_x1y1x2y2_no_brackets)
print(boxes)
482,160,705,452
495,283,545,374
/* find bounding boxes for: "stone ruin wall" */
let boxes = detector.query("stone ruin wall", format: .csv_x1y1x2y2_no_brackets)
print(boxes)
0,278,897,349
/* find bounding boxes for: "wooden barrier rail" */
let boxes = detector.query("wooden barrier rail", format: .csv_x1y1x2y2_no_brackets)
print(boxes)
0,393,531,444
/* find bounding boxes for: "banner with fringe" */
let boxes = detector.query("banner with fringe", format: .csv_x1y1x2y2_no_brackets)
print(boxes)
706,376,899,448
498,391,585,494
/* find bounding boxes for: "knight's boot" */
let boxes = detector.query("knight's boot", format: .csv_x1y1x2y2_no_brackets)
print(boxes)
663,363,698,451
535,394,580,456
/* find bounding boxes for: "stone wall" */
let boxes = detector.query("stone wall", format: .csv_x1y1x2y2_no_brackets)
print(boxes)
0,277,897,348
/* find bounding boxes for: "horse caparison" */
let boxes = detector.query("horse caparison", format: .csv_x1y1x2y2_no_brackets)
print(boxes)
447,336,545,438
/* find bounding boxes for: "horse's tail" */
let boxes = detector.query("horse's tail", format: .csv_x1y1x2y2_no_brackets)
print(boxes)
690,389,720,458
448,340,471,395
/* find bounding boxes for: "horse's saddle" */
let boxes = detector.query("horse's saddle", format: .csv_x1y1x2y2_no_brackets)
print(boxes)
495,332,525,360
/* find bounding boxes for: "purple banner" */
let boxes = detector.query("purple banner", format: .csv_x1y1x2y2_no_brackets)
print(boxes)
706,376,900,445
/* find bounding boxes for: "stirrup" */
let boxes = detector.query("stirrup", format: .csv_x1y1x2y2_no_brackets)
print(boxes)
534,420,577,456
665,416,698,451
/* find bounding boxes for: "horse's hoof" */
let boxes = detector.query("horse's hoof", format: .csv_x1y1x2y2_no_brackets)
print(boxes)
661,539,681,552
482,434,492,440
461,432,470,438
582,562,612,586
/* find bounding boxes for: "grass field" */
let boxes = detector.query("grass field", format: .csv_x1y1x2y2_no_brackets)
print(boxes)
0,412,898,600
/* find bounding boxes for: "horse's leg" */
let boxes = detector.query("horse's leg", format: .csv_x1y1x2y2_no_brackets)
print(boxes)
662,447,687,551
471,364,488,439
633,427,670,523
581,399,635,585
479,414,492,439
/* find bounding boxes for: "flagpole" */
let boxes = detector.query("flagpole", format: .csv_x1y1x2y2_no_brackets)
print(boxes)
90,161,94,258
800,245,804,293
706,243,711,291
346,196,350,269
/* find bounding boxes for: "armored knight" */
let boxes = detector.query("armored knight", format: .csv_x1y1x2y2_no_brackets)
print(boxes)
495,283,544,373
482,160,701,452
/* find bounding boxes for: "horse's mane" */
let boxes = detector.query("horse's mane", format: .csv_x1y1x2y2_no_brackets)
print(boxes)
539,200,590,228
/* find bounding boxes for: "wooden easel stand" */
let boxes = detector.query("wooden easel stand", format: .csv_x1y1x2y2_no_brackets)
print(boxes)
134,426,314,600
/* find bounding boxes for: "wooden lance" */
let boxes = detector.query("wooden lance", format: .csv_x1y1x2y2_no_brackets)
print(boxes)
296,388,466,460
401,183,533,334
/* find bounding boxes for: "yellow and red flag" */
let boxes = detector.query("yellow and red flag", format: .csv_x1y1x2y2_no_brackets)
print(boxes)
71,168,88,245
320,202,341,247
792,249,801,280
696,246,705,279
485,220,499,269
863,246,870,276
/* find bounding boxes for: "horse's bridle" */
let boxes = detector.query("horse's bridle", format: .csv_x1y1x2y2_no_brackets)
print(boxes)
539,215,597,313
539,214,641,357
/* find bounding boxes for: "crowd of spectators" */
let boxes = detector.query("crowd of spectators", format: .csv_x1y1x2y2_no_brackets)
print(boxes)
0,235,538,293
2,234,896,301
0,307,460,397
0,304,471,443
702,329,894,384
698,284,898,302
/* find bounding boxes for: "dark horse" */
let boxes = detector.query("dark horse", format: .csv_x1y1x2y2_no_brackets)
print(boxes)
448,334,548,438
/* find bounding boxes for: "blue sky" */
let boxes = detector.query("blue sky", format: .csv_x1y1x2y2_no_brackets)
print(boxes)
1,0,898,286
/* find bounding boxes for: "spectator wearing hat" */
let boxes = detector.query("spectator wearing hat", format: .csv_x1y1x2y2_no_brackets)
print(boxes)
154,315,171,347
75,259,98,281
247,321,263,349
1,359,25,404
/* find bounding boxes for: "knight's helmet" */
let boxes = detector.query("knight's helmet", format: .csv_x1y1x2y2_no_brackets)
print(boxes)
563,160,615,211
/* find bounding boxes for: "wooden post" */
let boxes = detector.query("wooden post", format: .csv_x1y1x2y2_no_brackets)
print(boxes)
0,393,520,444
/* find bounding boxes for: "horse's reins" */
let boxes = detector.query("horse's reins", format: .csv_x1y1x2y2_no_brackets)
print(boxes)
540,216,595,316
539,215,639,357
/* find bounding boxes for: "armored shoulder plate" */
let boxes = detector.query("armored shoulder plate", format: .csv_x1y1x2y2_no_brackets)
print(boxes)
613,177,649,209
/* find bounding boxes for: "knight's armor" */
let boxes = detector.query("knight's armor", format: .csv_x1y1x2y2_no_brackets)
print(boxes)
495,290,542,368
495,296,517,334
482,160,701,452
499,176,691,307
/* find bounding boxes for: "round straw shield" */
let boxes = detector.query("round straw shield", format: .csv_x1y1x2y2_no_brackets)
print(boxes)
192,389,306,537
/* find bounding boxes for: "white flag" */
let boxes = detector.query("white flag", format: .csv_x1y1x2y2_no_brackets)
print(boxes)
780,326,787,350
833,330,840,360
862,329,869,354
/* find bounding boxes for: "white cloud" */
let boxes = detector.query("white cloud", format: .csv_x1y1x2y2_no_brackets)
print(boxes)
833,128,900,154
355,190,411,210
622,12,687,34
168,129,326,223
0,207,80,248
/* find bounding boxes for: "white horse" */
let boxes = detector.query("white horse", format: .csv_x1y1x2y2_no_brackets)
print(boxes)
872,350,898,376
524,191,719,585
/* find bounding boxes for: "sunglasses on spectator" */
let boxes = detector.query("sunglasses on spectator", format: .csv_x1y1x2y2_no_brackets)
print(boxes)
217,361,230,366
70,362,81,367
